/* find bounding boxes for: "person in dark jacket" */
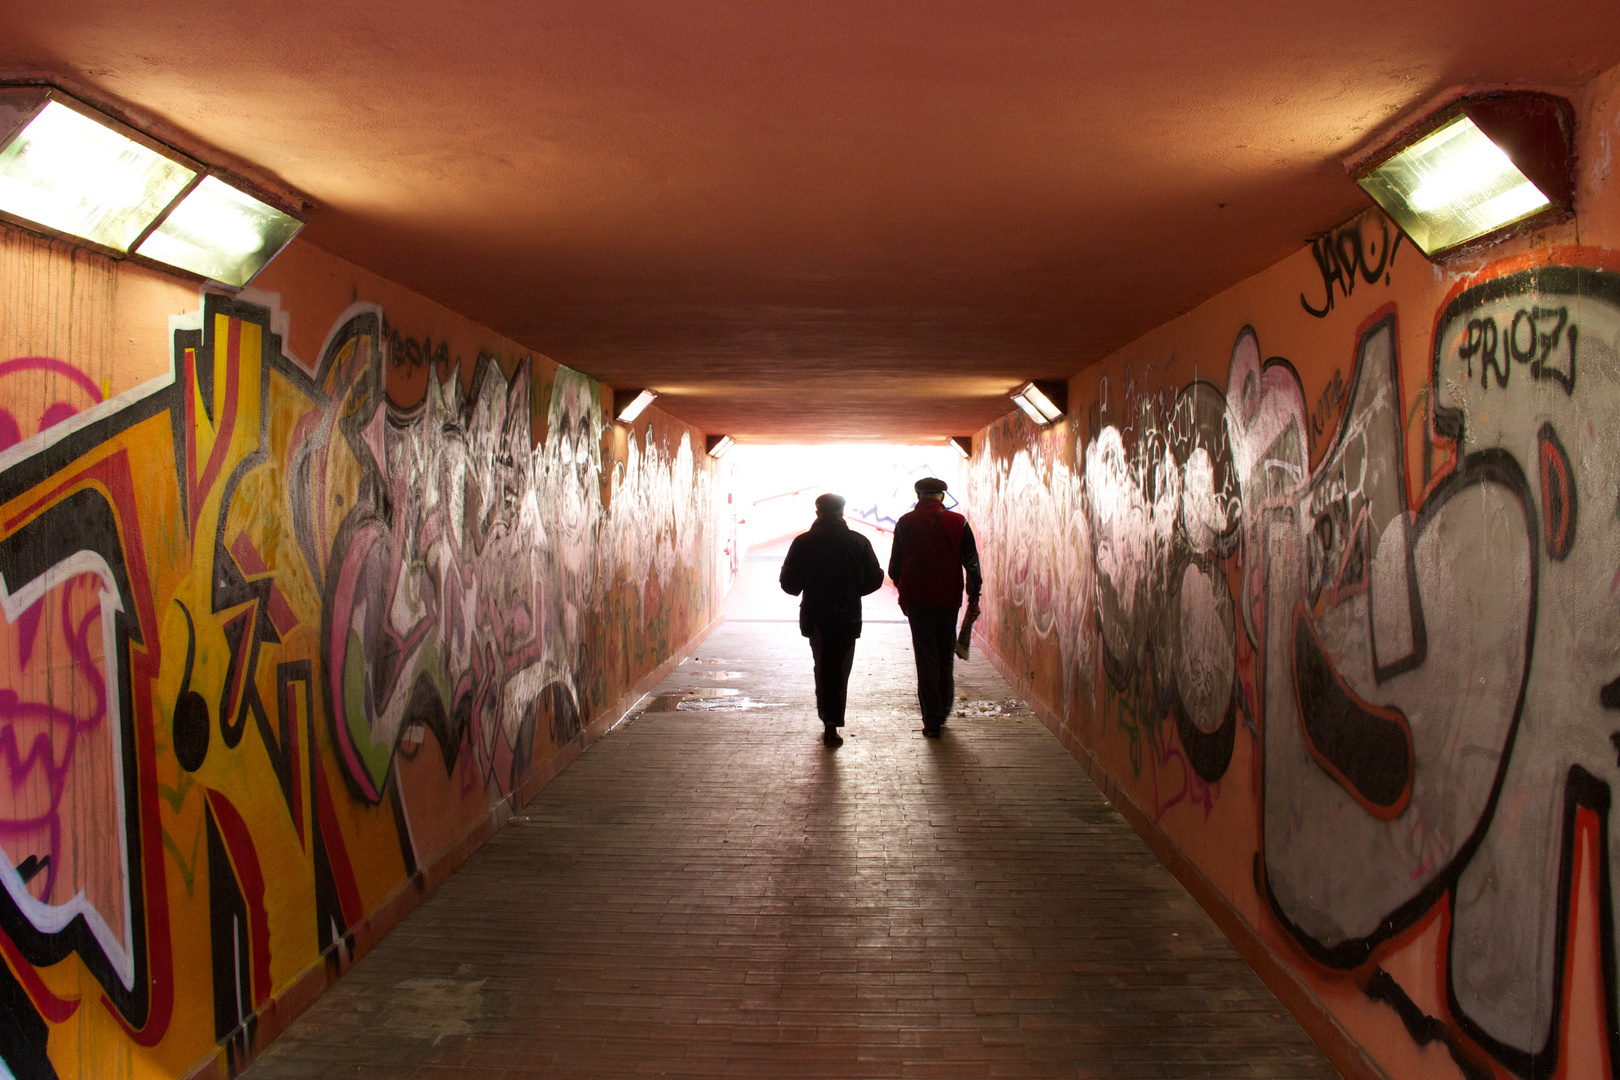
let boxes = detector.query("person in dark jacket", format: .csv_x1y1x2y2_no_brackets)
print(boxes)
780,493,885,746
888,477,982,737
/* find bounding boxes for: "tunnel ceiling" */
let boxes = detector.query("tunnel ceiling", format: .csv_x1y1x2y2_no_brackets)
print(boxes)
5,3,1620,441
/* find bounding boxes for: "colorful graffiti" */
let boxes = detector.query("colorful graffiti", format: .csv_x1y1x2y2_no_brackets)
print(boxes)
0,275,721,1077
970,368,1242,804
969,257,1620,1078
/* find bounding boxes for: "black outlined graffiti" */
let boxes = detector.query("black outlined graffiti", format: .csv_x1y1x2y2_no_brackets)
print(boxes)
1456,302,1578,395
1424,266,1620,1072
1537,421,1578,562
1300,216,1404,318
971,371,1243,793
0,958,54,1080
1243,267,1620,1076
381,317,451,372
975,241,1620,1075
1308,368,1346,448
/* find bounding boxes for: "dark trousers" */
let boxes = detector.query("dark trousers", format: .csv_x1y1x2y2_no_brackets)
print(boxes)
808,628,857,728
906,607,959,728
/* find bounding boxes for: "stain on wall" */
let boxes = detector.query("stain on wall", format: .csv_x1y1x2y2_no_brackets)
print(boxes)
0,236,724,1078
966,65,1620,1080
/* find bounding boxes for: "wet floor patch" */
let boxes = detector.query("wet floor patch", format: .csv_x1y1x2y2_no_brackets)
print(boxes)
644,688,740,710
631,686,785,718
383,975,488,1043
676,697,786,712
954,699,1033,719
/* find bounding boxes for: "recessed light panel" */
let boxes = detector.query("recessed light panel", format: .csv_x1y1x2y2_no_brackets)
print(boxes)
0,99,196,251
136,175,303,287
1010,381,1065,426
1357,113,1551,256
615,389,658,423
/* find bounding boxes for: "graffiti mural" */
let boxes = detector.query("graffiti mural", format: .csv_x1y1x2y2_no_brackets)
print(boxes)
1226,269,1620,1076
970,369,1242,816
0,259,723,1078
312,318,564,806
970,250,1620,1078
969,436,1094,714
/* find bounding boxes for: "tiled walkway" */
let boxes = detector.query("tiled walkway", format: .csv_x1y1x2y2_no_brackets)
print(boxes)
242,562,1338,1079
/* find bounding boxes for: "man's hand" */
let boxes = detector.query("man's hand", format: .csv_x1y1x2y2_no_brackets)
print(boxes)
965,601,981,620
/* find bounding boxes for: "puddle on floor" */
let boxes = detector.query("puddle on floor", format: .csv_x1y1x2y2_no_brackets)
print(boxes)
954,699,1032,719
632,686,784,717
680,656,729,665
677,697,785,712
643,688,740,710
706,671,746,680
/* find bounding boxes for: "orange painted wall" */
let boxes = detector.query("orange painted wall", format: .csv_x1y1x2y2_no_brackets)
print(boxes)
969,62,1620,1080
0,230,730,1078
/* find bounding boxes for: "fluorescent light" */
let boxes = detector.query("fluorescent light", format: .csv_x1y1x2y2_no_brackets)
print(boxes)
1404,120,1521,210
0,97,196,251
1010,381,1065,426
949,436,972,458
1354,95,1572,257
1011,394,1049,425
706,434,735,458
0,87,305,285
136,175,303,287
615,388,657,423
1476,180,1551,223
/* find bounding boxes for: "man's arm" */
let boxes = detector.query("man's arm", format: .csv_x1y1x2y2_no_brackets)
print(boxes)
780,536,806,596
960,524,983,610
856,535,884,596
887,523,904,585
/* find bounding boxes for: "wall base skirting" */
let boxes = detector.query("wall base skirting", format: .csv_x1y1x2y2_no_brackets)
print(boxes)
184,613,725,1080
976,632,1389,1080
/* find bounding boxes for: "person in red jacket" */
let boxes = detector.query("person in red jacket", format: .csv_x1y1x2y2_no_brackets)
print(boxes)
887,477,982,737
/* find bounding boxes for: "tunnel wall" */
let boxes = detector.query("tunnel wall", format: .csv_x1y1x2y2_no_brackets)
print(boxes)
0,234,732,1078
967,62,1620,1080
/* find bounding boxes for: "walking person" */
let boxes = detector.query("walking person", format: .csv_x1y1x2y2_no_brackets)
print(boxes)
779,493,885,746
888,477,982,737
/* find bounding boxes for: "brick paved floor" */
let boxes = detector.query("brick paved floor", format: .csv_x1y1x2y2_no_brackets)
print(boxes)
242,566,1339,1079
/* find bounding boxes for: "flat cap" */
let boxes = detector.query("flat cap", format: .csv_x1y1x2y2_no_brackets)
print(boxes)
914,477,948,494
815,493,846,514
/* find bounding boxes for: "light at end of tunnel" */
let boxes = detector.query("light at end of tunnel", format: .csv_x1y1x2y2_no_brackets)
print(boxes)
706,434,735,458
1009,381,1066,426
949,436,972,458
614,388,658,423
1353,93,1573,257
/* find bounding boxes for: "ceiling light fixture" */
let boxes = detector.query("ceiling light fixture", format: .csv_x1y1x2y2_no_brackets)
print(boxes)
0,86,303,287
948,436,972,459
1352,92,1573,257
613,388,658,423
706,434,735,458
1009,381,1066,426
137,175,304,286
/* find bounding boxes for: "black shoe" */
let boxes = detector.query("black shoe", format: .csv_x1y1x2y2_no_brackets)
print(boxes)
823,729,844,747
922,724,942,738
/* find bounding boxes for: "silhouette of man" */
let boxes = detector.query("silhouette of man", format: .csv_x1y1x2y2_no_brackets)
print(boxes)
780,493,884,746
888,477,982,737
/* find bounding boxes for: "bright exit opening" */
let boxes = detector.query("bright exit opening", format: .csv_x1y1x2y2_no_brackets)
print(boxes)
722,442,967,622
